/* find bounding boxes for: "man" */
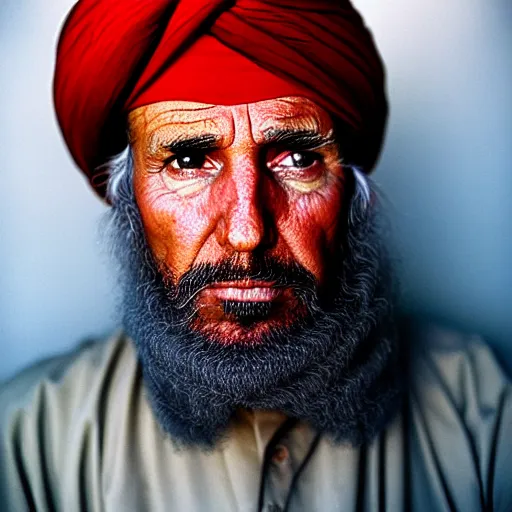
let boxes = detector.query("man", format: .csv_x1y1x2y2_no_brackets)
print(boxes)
1,0,511,511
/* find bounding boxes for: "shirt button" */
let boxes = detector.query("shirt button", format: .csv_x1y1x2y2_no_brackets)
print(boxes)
272,444,290,465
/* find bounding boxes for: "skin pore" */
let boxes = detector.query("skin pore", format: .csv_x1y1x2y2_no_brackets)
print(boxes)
128,96,347,344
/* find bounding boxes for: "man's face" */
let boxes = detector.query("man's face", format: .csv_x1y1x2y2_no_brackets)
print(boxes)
128,96,346,344
111,97,396,446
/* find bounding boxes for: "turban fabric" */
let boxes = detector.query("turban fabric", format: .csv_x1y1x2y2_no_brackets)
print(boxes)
54,0,388,197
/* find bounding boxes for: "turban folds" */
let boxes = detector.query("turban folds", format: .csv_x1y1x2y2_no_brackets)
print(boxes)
54,0,388,197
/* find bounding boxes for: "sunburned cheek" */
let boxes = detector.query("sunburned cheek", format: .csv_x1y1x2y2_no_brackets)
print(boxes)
135,176,216,274
282,166,328,194
282,187,344,279
281,175,325,194
161,168,218,197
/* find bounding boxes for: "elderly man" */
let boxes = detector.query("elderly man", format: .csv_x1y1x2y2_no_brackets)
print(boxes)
1,1,511,511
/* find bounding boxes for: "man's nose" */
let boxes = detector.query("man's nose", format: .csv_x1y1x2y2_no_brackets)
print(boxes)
223,159,268,253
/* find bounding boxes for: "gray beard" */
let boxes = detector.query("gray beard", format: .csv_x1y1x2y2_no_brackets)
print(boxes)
103,168,402,448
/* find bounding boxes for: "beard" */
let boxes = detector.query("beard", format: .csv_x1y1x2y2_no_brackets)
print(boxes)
156,253,325,346
104,167,402,448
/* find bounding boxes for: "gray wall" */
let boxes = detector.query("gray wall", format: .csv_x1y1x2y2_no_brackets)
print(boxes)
1,0,511,380
356,0,512,368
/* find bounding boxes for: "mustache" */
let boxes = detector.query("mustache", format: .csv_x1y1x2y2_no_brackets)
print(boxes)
167,255,319,310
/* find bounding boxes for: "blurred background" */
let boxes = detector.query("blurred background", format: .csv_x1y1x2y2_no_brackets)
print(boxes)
0,0,511,380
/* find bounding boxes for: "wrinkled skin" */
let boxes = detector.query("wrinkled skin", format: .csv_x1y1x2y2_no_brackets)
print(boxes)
128,97,348,344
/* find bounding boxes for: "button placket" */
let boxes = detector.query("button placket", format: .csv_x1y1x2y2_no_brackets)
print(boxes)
257,418,297,512
263,440,293,510
258,417,320,512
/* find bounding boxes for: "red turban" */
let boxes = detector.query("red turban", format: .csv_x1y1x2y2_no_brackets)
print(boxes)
54,0,388,197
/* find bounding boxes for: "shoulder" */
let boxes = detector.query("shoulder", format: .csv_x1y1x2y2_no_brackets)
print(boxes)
404,321,512,511
0,331,138,510
408,321,510,416
0,331,135,418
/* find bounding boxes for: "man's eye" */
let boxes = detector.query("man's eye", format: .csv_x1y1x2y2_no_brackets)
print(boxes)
161,152,221,195
169,153,207,170
163,153,221,182
271,151,320,170
267,150,326,192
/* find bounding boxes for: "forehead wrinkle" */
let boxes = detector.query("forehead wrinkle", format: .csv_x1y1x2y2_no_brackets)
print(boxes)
145,106,235,150
151,103,236,123
253,115,325,144
146,120,225,154
274,97,309,108
156,105,217,113
249,96,333,140
146,108,222,128
245,103,255,144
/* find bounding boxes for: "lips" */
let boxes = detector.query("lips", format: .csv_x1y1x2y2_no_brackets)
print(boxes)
209,281,280,302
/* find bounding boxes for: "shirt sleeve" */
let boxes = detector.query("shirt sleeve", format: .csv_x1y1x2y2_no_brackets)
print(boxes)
411,324,512,512
0,335,127,512
0,356,70,511
476,344,512,512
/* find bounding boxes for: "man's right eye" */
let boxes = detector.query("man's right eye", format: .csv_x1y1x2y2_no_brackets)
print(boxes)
163,152,221,180
161,152,223,192
169,153,207,170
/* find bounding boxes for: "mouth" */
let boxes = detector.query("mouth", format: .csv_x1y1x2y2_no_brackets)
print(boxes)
208,281,281,302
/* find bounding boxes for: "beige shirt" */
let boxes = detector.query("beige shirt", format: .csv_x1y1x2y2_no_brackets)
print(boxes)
1,324,511,511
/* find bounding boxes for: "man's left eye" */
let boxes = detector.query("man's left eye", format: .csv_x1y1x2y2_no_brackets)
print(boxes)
277,151,319,169
267,150,326,192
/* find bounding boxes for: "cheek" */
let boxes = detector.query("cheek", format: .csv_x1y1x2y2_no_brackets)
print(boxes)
278,180,345,281
133,172,216,278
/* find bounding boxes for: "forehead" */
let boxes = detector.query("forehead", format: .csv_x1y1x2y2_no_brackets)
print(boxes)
128,96,334,145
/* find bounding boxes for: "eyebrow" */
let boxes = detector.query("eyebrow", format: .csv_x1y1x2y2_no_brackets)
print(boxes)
158,134,222,153
153,128,335,154
262,128,336,150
